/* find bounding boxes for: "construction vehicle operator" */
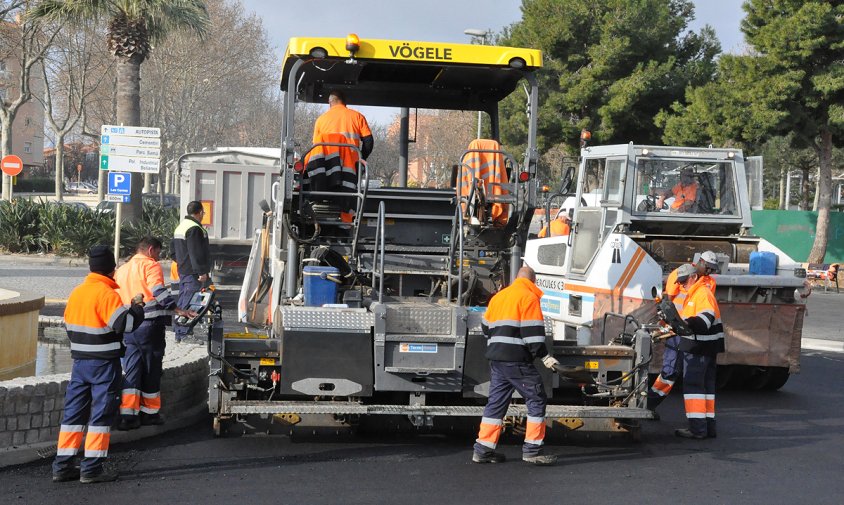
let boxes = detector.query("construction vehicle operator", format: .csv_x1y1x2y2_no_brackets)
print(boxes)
305,90,373,223
115,236,197,430
671,263,724,439
656,166,699,212
473,266,559,466
538,210,571,238
52,246,145,484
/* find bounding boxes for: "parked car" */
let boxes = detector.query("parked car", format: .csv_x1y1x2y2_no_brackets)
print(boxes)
142,193,180,209
95,201,116,214
52,201,90,212
66,182,96,194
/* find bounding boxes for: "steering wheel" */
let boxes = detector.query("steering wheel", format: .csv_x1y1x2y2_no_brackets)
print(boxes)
636,195,667,212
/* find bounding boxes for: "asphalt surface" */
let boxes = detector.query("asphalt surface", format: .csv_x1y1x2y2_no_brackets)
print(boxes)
1,350,842,503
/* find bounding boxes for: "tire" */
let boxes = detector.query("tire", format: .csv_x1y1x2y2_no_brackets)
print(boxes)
744,367,771,390
715,365,734,391
762,367,790,391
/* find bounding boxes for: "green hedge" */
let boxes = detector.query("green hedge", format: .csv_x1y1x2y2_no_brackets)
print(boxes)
1,177,56,193
0,198,178,257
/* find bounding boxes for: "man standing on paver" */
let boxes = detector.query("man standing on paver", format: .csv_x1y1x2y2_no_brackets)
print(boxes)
172,201,210,343
52,245,144,484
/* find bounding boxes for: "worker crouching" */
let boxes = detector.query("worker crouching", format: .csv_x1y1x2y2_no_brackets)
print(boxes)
473,266,559,466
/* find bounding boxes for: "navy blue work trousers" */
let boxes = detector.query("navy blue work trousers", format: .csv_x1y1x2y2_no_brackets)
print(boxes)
53,358,121,476
175,274,201,340
120,320,165,419
474,361,547,457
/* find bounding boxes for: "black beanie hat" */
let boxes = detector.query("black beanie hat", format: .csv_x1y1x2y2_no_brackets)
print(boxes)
89,245,116,275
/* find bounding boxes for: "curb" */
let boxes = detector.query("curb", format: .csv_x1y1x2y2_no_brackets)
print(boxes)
802,338,844,353
0,404,208,469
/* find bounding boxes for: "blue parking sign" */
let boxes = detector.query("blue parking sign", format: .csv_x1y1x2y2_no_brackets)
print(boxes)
108,171,131,195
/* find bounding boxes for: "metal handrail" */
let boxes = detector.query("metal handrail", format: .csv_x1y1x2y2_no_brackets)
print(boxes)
445,204,466,306
372,201,386,302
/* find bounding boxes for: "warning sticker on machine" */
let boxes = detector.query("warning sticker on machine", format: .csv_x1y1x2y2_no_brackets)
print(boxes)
399,343,438,353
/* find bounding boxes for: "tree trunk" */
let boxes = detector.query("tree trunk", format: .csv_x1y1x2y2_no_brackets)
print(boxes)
54,133,66,201
812,166,821,211
800,167,810,210
115,54,143,222
779,166,787,209
1,116,13,201
808,130,834,263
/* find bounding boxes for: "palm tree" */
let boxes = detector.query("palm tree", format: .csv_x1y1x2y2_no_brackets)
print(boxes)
29,0,210,223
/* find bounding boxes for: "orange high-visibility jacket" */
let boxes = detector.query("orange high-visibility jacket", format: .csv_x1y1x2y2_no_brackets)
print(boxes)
114,254,177,322
304,132,362,194
312,103,372,157
670,182,698,210
459,139,509,225
679,276,725,356
64,273,143,359
665,268,716,310
538,219,570,238
481,277,549,363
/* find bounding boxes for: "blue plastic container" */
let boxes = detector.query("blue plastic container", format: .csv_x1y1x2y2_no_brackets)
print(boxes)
749,251,777,275
303,266,339,306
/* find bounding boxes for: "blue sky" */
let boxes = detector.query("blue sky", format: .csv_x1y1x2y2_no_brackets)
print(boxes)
241,0,746,123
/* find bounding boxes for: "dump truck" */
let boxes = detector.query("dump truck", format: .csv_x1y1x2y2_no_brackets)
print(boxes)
207,35,658,437
524,144,806,391
177,148,280,284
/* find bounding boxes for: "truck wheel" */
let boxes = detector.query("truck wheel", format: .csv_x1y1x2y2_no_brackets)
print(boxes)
716,365,734,390
213,416,231,437
762,367,790,391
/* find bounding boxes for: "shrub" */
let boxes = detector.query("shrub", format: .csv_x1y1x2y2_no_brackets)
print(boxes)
0,199,43,252
120,200,179,258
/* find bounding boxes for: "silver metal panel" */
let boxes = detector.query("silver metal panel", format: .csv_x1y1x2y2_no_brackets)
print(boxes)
291,378,363,396
385,302,453,334
225,400,653,419
384,367,454,374
384,334,460,343
280,306,374,331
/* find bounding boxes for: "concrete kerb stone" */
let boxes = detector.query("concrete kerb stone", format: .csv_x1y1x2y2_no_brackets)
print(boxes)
0,327,209,469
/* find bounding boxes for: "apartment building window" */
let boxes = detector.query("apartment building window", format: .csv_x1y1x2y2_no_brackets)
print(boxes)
23,142,32,154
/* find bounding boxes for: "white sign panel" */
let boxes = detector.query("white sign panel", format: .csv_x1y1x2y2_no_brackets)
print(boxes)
105,194,130,203
100,135,161,148
101,145,161,158
102,155,160,174
101,125,160,138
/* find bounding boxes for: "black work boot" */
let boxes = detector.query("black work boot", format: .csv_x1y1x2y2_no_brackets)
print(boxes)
523,454,557,466
117,416,141,431
707,419,717,438
52,467,80,483
472,451,506,464
140,413,164,426
80,468,119,484
675,428,706,439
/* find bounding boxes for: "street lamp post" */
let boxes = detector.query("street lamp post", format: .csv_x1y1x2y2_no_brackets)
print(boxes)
464,28,490,139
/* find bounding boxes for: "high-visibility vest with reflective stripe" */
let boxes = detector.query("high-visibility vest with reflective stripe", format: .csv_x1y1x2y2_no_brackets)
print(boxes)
114,254,176,322
312,103,372,149
481,277,548,363
665,268,715,310
64,273,128,359
459,139,509,225
679,277,724,356
172,217,209,277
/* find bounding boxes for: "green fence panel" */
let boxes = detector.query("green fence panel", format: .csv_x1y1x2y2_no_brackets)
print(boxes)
751,210,844,263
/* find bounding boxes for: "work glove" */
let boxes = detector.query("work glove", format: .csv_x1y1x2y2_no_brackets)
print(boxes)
131,293,145,307
541,355,559,370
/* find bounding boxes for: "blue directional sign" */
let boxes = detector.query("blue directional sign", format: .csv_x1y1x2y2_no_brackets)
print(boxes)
107,171,131,195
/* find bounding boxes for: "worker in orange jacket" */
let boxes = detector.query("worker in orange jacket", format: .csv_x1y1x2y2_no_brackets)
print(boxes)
114,236,195,430
52,246,145,484
306,90,373,223
538,211,571,238
656,166,699,212
673,263,725,439
648,251,719,417
473,266,558,466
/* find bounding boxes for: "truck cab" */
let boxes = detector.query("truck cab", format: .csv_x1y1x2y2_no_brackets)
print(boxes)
525,144,805,389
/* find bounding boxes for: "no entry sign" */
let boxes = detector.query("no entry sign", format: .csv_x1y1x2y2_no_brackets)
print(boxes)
1,155,23,177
